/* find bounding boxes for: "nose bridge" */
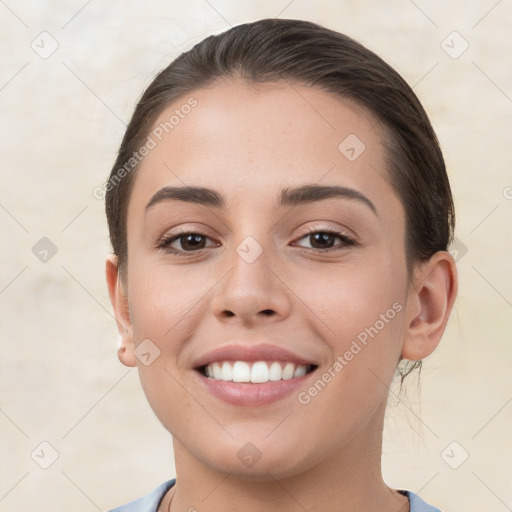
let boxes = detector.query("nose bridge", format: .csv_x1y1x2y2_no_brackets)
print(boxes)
229,232,274,299
212,229,290,323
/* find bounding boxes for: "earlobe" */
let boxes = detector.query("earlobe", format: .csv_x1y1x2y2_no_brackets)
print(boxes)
106,254,137,367
402,251,458,361
117,335,136,367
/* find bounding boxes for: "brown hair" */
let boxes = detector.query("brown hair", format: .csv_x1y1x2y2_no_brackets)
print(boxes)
105,18,455,379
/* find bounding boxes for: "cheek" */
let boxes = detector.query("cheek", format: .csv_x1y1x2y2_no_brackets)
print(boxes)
127,258,210,343
295,256,406,345
294,258,407,406
127,265,201,426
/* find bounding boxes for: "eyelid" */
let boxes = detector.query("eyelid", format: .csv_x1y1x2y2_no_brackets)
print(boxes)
293,219,359,241
156,222,217,242
293,222,357,240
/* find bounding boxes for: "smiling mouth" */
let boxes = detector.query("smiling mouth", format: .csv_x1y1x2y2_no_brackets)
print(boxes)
196,360,318,383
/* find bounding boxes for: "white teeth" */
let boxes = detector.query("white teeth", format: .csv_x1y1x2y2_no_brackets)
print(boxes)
268,361,282,381
282,362,295,380
293,365,307,378
250,361,269,383
212,362,222,380
202,360,312,383
221,361,232,381
232,361,251,382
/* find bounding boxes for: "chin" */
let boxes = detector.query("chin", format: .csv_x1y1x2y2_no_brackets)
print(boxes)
196,436,313,481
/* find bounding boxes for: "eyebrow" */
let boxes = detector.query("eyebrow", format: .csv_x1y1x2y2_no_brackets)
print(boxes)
145,184,378,216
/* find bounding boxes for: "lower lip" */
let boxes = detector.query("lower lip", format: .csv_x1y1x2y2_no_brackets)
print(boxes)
194,369,317,406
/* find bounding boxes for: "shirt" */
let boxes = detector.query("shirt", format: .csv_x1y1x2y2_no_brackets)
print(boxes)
107,479,442,511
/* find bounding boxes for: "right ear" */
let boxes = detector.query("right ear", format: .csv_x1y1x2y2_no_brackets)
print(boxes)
105,254,136,367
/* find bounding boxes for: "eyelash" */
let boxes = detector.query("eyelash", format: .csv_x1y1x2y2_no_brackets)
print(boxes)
156,228,358,256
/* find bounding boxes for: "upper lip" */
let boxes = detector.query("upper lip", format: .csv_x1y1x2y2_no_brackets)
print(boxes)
192,343,317,369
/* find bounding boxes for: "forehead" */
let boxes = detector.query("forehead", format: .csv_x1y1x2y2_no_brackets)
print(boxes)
128,79,399,218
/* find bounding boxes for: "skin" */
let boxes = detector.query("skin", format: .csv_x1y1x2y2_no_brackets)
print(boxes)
106,79,457,512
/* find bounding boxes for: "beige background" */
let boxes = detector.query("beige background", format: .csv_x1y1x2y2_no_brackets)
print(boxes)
1,1,511,511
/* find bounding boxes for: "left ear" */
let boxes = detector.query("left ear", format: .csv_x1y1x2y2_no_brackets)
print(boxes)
402,250,458,360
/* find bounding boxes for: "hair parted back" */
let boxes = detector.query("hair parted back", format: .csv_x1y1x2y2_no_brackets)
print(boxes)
105,18,455,379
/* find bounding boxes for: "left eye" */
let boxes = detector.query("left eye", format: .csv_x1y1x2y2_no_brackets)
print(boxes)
294,230,356,251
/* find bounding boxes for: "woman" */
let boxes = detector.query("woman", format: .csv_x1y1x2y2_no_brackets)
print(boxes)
104,18,457,511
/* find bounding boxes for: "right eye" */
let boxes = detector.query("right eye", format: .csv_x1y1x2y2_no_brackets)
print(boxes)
157,231,219,255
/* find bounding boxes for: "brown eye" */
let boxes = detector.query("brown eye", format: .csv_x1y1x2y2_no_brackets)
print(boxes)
177,234,207,251
157,232,217,254
308,232,337,249
295,229,356,252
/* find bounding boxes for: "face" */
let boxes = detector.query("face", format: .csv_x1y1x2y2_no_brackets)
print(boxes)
115,80,414,479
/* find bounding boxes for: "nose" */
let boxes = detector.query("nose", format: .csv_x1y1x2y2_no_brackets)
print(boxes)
211,238,292,327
